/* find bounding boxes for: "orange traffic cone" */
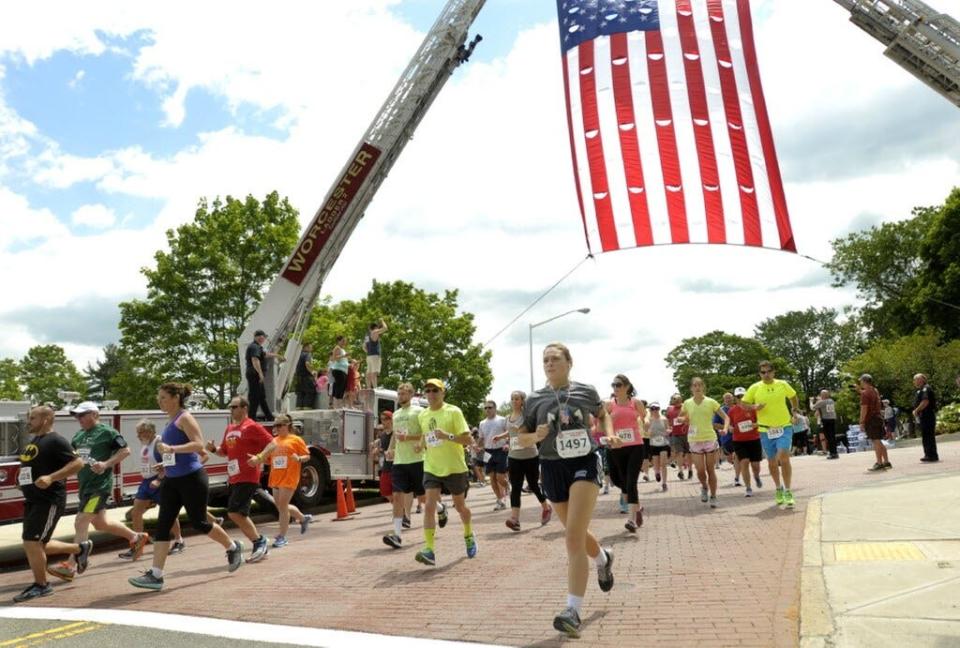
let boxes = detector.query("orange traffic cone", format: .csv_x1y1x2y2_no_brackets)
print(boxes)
345,479,358,515
332,479,350,521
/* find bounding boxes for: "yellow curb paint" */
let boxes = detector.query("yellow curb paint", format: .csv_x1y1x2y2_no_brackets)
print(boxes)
834,542,926,561
0,621,94,646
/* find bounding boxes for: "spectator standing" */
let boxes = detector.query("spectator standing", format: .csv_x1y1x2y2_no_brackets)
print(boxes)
365,319,388,388
346,359,361,408
328,336,349,409
860,374,890,471
913,374,939,463
882,399,897,440
246,330,282,421
811,390,839,459
295,343,318,409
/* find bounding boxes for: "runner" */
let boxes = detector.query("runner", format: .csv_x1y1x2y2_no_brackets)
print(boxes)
383,382,425,550
646,402,670,492
47,402,147,582
665,394,691,480
792,410,811,456
414,379,477,566
255,414,312,547
517,343,619,638
205,395,276,563
504,390,552,531
468,430,486,486
729,387,763,497
681,378,729,509
13,405,91,603
715,392,739,484
119,420,185,559
605,375,646,533
129,383,243,590
742,361,801,508
479,400,510,511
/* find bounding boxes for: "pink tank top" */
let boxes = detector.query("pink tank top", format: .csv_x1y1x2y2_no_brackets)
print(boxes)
608,399,642,447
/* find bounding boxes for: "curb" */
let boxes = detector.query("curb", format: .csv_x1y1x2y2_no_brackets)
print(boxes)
799,495,835,647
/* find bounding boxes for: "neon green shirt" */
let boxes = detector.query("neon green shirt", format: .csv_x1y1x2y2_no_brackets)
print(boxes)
743,379,797,428
682,397,722,443
418,403,469,477
392,404,424,465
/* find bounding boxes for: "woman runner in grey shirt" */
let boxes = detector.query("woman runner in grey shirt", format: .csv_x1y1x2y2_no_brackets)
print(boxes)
505,390,552,531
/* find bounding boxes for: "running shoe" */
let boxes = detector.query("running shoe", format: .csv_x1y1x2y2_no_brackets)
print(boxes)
401,515,411,529
602,486,610,495
415,549,436,566
775,489,785,506
745,487,753,498
636,507,644,527
756,476,763,488
827,454,839,460
226,540,244,572
710,496,718,509
505,518,521,532
553,607,582,638
655,472,661,482
272,535,288,548
734,479,742,487
117,548,135,560
920,457,940,463
700,487,709,503
301,514,314,534
128,570,164,591
541,505,553,526
642,475,650,482
130,532,148,561
596,547,615,592
248,535,269,563
784,490,795,508
169,540,186,555
415,503,423,514
677,470,685,481
882,461,893,470
13,582,53,603
868,463,885,472
661,482,667,492
383,533,402,549
76,540,93,574
437,502,448,529
625,518,637,533
687,468,693,479
46,562,75,582
465,534,479,559
494,500,507,511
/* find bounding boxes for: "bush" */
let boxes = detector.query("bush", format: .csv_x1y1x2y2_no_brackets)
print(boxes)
936,402,960,436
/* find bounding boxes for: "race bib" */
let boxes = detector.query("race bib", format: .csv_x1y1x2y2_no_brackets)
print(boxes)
766,427,784,440
272,455,288,470
140,459,153,478
17,467,32,486
556,428,591,459
425,431,443,448
227,459,240,476
77,448,92,464
162,452,176,467
651,434,667,446
737,421,755,433
825,404,835,416
509,437,521,452
688,425,698,436
615,429,635,443
482,451,492,463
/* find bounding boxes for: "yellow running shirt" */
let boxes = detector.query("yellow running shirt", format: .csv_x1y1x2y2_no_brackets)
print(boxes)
682,397,722,443
392,405,424,466
418,403,470,477
743,379,797,428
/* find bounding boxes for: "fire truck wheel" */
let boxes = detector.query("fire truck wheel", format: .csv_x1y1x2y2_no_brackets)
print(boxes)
295,455,328,508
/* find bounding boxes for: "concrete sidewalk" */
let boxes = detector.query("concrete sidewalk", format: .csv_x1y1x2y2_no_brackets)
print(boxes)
801,471,960,647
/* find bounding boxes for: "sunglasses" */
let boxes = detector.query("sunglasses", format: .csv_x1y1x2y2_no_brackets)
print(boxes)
611,382,624,388
424,387,441,393
229,405,244,410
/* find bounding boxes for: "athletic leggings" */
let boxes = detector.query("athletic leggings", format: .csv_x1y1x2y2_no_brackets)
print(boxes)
508,456,546,509
609,444,645,505
155,468,214,541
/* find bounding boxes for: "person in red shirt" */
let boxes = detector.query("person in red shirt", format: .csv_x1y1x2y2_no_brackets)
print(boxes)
665,394,691,481
860,374,890,472
728,387,763,497
205,396,277,563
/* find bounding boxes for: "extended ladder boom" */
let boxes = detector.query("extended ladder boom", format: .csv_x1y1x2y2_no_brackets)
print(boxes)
239,0,486,409
834,0,960,107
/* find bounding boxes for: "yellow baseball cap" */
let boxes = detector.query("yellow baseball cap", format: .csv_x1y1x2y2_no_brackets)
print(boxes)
424,378,445,391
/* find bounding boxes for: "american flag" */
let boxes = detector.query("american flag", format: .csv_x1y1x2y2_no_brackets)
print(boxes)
557,0,796,253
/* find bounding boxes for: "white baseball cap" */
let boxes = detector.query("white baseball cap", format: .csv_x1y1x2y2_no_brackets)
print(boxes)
733,387,747,397
70,401,100,415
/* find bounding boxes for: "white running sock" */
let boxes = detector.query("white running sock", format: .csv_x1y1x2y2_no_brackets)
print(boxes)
566,594,583,613
394,517,403,536
150,567,163,578
593,548,608,568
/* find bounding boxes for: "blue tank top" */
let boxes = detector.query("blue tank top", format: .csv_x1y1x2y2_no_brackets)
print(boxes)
365,333,380,356
156,411,203,478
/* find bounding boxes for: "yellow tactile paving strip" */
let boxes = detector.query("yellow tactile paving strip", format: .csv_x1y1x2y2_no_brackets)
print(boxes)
834,542,926,561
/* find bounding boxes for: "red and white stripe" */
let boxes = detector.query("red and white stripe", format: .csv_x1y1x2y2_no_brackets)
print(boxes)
561,0,796,254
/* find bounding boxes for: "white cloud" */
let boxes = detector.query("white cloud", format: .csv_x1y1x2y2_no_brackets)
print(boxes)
0,1,958,405
0,186,69,250
71,203,116,228
67,69,85,89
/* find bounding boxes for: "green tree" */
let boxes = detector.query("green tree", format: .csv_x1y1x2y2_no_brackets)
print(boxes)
0,358,23,400
664,331,797,401
303,280,493,423
838,330,960,423
827,205,935,338
83,343,125,401
755,307,865,400
19,345,86,407
915,187,960,339
116,192,300,408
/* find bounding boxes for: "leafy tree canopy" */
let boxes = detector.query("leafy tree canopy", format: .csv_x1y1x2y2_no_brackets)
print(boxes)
19,345,86,407
0,358,23,400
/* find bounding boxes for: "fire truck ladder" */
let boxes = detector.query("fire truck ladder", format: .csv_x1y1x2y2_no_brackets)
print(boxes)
238,0,486,410
833,0,960,107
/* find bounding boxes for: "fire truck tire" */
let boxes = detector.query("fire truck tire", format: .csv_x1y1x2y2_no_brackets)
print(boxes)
295,454,329,508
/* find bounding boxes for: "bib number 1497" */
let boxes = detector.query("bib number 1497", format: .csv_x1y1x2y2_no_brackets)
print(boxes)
556,429,591,458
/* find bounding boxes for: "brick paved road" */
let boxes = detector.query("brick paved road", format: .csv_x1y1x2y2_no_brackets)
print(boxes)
0,441,954,647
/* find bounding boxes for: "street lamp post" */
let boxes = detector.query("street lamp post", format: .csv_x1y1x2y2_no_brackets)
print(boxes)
528,308,591,392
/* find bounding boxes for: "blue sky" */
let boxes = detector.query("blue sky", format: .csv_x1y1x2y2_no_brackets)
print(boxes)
0,0,957,402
